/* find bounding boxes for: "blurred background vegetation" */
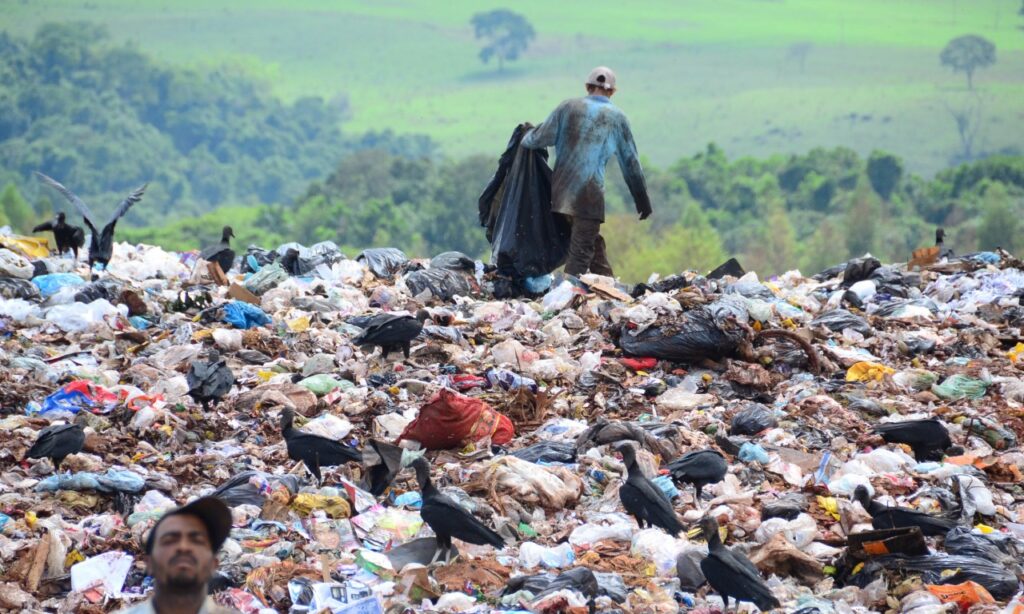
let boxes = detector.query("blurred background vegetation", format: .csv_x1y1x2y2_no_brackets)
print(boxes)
1,1,1022,282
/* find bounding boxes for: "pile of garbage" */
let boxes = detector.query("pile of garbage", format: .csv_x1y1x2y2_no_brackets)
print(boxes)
3,233,1024,613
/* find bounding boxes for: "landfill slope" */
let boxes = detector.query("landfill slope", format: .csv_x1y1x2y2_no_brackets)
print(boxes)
2,238,1024,613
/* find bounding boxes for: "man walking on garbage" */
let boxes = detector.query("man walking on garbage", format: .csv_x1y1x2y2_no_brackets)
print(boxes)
522,66,652,278
117,497,238,614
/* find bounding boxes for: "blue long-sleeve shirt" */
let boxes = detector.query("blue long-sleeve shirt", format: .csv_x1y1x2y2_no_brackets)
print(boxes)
522,94,650,222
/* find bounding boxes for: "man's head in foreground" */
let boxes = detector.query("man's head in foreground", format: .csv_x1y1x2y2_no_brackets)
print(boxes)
144,497,231,595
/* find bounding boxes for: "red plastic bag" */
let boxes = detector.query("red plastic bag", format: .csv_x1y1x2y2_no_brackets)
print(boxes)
619,357,657,371
397,389,514,449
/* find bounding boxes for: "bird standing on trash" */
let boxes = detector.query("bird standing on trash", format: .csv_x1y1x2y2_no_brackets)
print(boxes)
32,212,85,260
353,309,431,360
666,449,728,511
280,407,362,485
187,350,235,412
23,411,89,474
874,419,956,462
410,456,505,564
695,515,781,612
200,226,236,275
616,442,684,536
853,485,959,537
35,171,146,280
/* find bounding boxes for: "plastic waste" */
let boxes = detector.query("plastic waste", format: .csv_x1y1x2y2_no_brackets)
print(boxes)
932,374,989,400
512,441,576,464
223,301,272,329
811,308,873,336
518,542,576,569
36,468,147,493
542,281,579,312
405,267,472,301
356,248,408,279
486,368,539,393
730,403,778,435
44,299,123,332
243,261,288,295
846,361,895,382
739,442,770,464
0,248,34,279
299,374,353,396
892,369,939,391
865,554,1018,600
620,302,746,363
524,274,553,294
70,551,134,597
36,380,122,417
397,388,514,449
429,251,475,272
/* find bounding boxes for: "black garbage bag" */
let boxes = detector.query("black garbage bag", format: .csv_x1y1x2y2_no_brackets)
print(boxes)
362,440,404,496
814,262,849,282
810,309,873,336
0,277,40,300
944,527,1022,569
275,241,346,276
676,548,707,591
873,298,941,317
761,494,808,521
405,268,473,301
357,248,408,279
725,278,775,301
708,257,745,280
841,256,881,287
208,470,302,507
430,251,476,273
729,403,778,436
864,554,1019,600
631,274,690,298
619,307,745,363
74,278,121,304
502,567,600,601
479,124,528,238
240,246,278,274
484,126,571,279
31,261,48,278
512,441,576,464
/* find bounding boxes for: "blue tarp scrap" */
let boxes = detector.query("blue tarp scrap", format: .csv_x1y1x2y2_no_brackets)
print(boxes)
223,301,272,329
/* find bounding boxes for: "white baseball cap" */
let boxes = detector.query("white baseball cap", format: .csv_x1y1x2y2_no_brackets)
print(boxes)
585,66,616,91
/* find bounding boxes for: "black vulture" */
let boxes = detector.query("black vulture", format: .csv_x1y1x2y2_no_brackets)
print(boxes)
853,485,959,537
35,172,146,280
32,212,85,260
696,515,781,612
616,442,684,537
410,457,504,564
23,412,88,474
875,419,956,462
200,226,236,274
187,350,235,411
280,408,361,485
666,449,728,510
353,310,431,359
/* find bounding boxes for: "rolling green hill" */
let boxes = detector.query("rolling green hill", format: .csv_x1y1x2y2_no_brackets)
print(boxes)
3,0,1022,175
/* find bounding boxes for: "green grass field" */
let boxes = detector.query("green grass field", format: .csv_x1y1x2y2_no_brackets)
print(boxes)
4,0,1023,174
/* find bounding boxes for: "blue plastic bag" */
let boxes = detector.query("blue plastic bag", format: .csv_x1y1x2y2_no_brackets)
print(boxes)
35,381,119,417
738,442,770,464
223,301,271,329
36,468,146,493
32,273,86,298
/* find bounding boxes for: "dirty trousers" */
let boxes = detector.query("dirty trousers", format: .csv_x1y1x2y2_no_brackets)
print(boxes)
563,217,614,277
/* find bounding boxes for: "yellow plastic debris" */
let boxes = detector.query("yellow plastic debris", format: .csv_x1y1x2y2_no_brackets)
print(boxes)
191,329,213,341
1009,343,1024,363
25,511,37,528
291,493,351,518
65,550,86,568
845,361,895,382
287,316,310,332
257,370,275,382
817,495,841,520
0,235,50,259
974,523,995,534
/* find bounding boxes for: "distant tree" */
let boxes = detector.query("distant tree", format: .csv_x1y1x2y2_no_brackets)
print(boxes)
944,98,984,163
866,151,903,200
470,9,535,72
940,35,996,90
0,183,34,230
785,42,813,73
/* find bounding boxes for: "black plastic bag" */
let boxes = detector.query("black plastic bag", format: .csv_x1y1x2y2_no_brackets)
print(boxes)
405,268,473,301
708,257,745,280
502,567,600,601
841,256,881,287
865,554,1019,600
357,248,409,279
485,126,571,279
730,403,778,436
631,274,690,298
479,124,529,238
944,527,1020,568
811,309,872,336
0,277,40,301
74,279,121,304
241,246,278,274
761,494,808,521
512,441,576,464
725,278,775,301
619,307,744,363
430,251,476,273
209,470,301,507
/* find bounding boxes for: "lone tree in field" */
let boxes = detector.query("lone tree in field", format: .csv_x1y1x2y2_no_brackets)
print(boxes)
471,9,535,73
940,35,996,90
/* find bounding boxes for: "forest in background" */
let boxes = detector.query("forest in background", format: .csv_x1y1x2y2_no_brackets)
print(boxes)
0,23,1022,282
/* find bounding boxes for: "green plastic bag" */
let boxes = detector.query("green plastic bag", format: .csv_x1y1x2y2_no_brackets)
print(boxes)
931,374,989,400
298,374,353,396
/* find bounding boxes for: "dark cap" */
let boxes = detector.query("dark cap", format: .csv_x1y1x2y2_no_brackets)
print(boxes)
144,496,232,555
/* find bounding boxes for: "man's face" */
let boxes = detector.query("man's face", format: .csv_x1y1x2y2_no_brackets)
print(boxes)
147,515,217,591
